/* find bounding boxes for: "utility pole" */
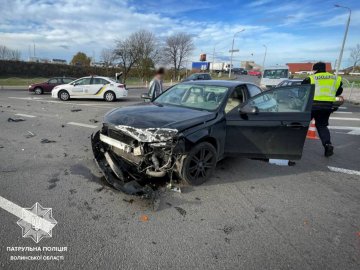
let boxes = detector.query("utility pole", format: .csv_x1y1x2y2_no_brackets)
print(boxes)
262,45,267,71
334,4,351,76
212,46,215,73
229,29,245,78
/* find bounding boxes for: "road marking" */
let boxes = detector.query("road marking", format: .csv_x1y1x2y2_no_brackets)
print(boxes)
8,97,43,100
328,166,360,176
8,97,115,108
330,117,360,121
15,113,36,118
338,107,347,110
329,126,360,135
67,122,98,129
0,195,55,233
333,111,353,114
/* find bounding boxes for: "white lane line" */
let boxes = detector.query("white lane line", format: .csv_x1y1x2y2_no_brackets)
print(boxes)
333,111,353,114
329,126,360,135
8,97,43,100
328,166,360,176
330,117,360,121
8,97,115,108
15,113,36,118
338,107,348,110
67,122,98,129
0,196,55,233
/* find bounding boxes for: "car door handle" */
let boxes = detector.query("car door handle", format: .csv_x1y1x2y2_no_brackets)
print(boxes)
285,123,304,128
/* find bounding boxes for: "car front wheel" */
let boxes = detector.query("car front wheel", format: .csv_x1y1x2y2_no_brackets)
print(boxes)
34,87,43,95
104,91,115,102
180,142,217,186
59,90,70,101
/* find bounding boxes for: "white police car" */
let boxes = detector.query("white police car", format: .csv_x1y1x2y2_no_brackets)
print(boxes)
51,76,128,102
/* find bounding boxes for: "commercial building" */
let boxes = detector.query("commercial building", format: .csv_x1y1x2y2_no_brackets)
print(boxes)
286,62,332,74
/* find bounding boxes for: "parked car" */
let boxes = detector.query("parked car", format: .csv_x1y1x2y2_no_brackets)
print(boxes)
28,77,76,94
247,70,261,77
260,66,290,89
91,80,314,196
51,76,127,102
232,68,248,75
182,73,212,82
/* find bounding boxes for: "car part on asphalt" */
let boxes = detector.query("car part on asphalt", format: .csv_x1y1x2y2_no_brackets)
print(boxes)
7,118,25,122
71,108,82,112
41,138,56,143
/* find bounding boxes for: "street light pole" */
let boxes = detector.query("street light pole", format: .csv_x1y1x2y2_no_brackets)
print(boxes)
262,44,267,71
229,29,245,78
334,4,351,76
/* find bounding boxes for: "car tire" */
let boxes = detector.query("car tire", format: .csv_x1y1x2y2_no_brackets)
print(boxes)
59,90,70,101
34,87,43,95
104,91,115,102
180,142,217,186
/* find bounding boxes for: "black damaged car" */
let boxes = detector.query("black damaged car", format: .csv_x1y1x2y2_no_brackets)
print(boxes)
92,80,314,196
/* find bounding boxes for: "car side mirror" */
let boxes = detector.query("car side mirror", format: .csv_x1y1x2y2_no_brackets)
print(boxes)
141,93,152,102
239,104,259,115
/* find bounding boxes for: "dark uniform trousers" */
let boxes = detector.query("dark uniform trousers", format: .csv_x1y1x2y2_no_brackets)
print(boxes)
311,108,332,146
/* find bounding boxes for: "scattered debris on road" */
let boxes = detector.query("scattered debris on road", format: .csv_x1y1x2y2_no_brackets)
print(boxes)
123,198,134,204
268,159,295,166
41,138,57,143
89,119,99,123
140,214,149,222
7,117,25,122
167,183,181,193
71,108,82,112
174,206,186,217
25,131,36,138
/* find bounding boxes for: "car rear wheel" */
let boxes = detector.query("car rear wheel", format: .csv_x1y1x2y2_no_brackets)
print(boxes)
34,87,43,95
180,142,217,186
59,90,70,101
104,91,115,102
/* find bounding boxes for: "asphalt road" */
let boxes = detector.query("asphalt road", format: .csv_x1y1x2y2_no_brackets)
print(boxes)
0,86,359,270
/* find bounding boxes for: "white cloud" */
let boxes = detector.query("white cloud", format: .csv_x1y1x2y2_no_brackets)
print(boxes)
0,0,359,68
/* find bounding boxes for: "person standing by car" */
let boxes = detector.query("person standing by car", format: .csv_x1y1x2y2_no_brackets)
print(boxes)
302,62,343,157
148,67,165,100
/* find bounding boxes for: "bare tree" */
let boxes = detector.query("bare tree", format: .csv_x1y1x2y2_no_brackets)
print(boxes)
350,44,360,72
0,45,21,60
114,30,160,82
100,48,115,67
163,33,195,79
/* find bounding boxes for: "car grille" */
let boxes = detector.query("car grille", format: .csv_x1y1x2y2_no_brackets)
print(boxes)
108,129,136,145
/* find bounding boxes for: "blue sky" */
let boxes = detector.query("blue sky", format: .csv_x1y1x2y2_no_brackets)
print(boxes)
0,0,359,67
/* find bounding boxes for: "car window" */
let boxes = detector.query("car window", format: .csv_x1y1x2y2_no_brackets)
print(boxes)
225,86,244,113
62,78,74,84
198,74,205,80
155,83,229,111
247,86,311,112
48,78,58,84
204,74,211,80
247,84,262,97
263,69,288,79
92,78,109,85
74,78,91,85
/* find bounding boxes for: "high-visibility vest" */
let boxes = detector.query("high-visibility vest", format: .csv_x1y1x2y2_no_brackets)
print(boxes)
308,72,341,102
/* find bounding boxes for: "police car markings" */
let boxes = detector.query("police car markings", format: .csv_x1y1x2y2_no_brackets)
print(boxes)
327,166,360,176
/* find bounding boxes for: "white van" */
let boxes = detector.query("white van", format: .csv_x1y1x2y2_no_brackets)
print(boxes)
260,66,289,90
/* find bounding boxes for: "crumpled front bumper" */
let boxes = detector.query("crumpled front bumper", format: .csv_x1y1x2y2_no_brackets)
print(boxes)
91,131,155,198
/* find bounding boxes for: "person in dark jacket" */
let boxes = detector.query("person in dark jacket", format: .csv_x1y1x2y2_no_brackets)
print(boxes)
302,62,343,157
148,67,165,100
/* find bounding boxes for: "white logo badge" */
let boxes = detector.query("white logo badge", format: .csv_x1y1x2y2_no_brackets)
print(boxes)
17,202,57,243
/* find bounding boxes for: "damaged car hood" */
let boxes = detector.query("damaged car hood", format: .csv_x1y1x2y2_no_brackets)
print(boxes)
104,103,216,132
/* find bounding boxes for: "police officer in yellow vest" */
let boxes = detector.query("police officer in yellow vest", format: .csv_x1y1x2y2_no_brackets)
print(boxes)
302,62,343,157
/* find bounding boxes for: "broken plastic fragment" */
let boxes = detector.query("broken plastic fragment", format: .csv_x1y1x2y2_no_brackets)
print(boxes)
269,159,290,166
8,118,25,122
41,138,56,144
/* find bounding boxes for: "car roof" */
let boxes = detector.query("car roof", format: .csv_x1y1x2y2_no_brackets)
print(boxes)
181,80,249,87
191,73,210,75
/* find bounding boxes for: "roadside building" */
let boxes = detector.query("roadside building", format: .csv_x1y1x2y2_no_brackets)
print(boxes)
240,61,261,70
286,62,332,74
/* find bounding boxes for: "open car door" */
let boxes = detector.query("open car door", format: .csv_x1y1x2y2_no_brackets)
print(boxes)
225,84,314,160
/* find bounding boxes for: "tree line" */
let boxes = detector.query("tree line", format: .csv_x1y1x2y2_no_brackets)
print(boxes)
70,30,195,82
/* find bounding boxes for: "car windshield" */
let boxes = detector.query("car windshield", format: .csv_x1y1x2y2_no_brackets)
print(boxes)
154,83,229,111
106,77,117,83
263,69,288,79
